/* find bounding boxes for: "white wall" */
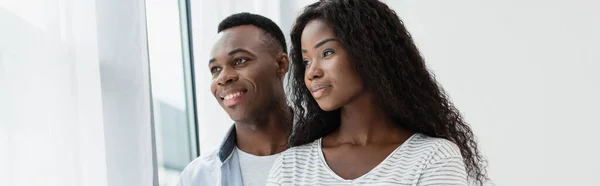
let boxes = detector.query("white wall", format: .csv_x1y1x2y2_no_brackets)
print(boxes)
384,0,600,185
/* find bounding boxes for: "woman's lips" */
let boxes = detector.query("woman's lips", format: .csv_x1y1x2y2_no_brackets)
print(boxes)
309,84,332,99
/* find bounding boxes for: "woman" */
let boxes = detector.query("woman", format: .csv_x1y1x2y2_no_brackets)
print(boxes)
267,0,488,185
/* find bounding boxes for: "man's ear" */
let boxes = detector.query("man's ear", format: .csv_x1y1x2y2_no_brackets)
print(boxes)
276,53,290,77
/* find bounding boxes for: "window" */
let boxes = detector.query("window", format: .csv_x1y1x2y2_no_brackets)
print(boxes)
146,0,199,185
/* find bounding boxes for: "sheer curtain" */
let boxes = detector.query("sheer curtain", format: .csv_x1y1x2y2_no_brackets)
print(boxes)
0,0,157,185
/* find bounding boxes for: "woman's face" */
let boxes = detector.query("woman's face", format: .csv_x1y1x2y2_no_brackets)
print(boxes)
301,20,364,111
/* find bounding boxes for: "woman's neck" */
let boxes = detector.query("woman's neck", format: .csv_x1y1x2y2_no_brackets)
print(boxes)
329,92,412,146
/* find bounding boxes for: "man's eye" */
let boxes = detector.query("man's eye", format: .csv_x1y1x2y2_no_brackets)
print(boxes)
210,67,221,74
234,58,248,65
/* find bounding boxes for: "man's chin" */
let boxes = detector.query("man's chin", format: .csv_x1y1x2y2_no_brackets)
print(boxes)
226,110,251,123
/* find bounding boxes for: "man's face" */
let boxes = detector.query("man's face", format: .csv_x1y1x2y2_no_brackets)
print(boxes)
209,25,287,122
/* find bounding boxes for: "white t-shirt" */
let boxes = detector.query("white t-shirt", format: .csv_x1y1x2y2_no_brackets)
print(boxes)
236,147,281,186
266,133,468,186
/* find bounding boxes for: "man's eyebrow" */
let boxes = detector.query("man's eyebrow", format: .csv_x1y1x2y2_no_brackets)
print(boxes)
209,48,256,64
228,48,254,56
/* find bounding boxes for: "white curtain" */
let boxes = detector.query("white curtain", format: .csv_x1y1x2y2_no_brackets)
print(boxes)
0,0,108,185
0,0,157,185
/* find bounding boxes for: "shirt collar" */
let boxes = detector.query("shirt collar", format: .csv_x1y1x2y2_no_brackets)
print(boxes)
217,124,237,162
216,107,294,163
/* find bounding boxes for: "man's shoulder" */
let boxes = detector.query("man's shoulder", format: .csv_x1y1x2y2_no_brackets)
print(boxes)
187,150,220,170
177,150,221,186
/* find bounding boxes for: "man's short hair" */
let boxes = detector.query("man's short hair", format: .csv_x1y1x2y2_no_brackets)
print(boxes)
218,12,287,54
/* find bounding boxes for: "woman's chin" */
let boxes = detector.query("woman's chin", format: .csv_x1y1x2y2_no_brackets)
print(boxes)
317,102,339,112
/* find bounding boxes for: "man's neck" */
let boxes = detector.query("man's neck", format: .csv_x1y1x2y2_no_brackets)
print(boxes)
234,103,291,156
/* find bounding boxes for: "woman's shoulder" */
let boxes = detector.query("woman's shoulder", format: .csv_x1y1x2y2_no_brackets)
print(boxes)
280,138,321,157
267,138,322,183
408,133,463,159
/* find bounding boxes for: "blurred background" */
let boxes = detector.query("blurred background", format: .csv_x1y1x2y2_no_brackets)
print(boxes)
1,0,599,186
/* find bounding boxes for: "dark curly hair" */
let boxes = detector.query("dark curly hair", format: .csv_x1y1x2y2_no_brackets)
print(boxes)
287,0,488,184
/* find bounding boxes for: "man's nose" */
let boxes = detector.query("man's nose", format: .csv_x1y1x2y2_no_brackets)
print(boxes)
217,67,239,86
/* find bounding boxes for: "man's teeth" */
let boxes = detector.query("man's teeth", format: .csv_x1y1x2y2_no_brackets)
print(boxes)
224,92,243,100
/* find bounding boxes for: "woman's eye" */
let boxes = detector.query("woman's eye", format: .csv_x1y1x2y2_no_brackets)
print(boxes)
323,49,334,57
303,59,311,66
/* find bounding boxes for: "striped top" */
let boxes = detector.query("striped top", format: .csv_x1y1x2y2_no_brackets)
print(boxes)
266,133,468,186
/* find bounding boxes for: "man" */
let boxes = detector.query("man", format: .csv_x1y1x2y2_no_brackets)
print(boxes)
177,13,292,186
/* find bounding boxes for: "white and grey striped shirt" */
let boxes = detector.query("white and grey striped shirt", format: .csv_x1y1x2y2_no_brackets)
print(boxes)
266,133,468,186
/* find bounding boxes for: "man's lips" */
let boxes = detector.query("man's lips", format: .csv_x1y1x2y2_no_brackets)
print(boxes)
220,88,247,100
220,88,248,107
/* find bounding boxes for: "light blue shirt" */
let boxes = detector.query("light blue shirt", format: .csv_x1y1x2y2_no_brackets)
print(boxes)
177,126,243,186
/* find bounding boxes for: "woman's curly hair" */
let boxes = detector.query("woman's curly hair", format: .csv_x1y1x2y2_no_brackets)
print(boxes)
287,0,488,184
